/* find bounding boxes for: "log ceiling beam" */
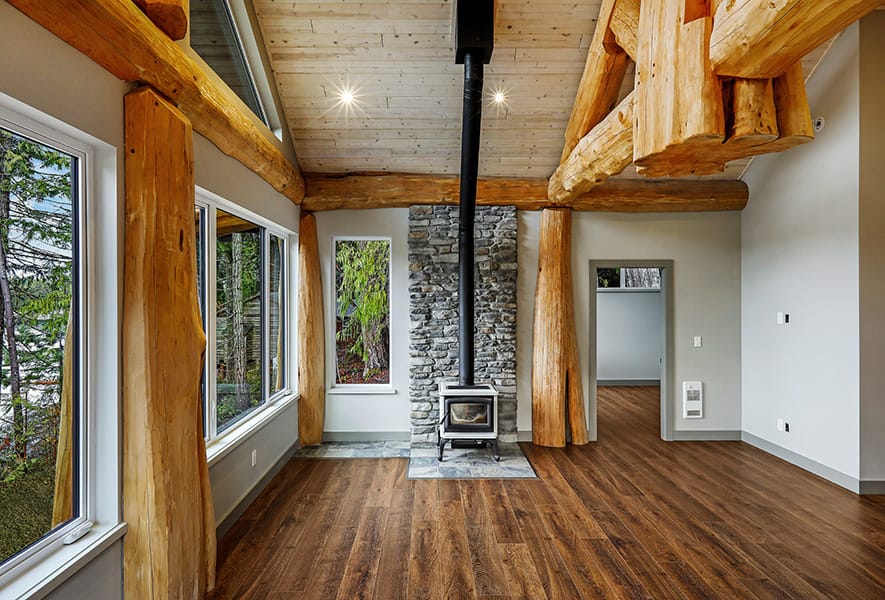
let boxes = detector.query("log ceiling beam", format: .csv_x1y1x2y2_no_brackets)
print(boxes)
709,0,883,78
302,172,748,213
609,0,640,61
133,0,188,40
7,0,304,204
633,0,726,177
560,0,633,162
550,92,635,203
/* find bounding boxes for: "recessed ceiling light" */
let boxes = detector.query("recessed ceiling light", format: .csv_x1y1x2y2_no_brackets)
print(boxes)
488,85,510,115
324,79,368,122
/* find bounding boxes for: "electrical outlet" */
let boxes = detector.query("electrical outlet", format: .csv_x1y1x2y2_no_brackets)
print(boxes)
251,449,257,468
777,419,784,432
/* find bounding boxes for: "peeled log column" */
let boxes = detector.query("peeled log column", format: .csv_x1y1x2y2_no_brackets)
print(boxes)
123,86,215,598
51,305,74,527
297,212,325,447
532,209,588,447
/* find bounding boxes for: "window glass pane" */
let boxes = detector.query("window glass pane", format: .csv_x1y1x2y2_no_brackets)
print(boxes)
215,210,263,433
195,206,207,435
0,128,78,563
623,268,661,289
597,268,620,289
334,240,390,385
190,0,267,125
268,234,284,395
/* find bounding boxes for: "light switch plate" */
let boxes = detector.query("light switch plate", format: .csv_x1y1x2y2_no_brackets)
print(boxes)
693,336,702,348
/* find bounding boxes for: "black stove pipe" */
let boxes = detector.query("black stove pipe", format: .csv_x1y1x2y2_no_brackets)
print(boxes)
458,51,484,387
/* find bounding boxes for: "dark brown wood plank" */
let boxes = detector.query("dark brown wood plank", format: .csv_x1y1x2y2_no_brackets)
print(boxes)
458,482,509,596
373,488,414,600
211,388,885,600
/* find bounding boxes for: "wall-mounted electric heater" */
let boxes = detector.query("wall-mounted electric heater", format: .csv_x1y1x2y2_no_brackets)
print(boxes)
683,381,703,419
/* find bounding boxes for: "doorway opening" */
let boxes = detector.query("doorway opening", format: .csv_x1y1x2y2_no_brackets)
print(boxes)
588,260,674,441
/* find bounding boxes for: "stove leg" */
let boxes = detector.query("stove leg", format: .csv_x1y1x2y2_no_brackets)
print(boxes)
438,435,446,461
492,439,500,461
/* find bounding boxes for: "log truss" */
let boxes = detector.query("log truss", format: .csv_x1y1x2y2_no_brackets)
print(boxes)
549,0,877,204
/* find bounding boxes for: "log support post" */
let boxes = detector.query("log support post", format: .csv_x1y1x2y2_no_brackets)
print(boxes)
297,212,325,447
532,209,588,448
123,86,215,598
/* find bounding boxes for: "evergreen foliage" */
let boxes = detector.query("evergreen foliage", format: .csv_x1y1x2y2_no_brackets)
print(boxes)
0,128,75,562
335,240,390,381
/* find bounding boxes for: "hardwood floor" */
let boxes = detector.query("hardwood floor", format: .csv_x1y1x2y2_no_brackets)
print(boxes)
210,386,885,599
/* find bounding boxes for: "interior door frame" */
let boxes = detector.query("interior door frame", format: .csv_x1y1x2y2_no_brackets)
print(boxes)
588,260,674,441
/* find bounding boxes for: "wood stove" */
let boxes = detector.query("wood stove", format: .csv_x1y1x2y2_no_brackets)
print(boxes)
438,382,499,461
437,0,498,462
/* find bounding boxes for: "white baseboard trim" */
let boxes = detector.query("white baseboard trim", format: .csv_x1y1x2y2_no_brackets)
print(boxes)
323,431,410,442
740,432,866,494
517,430,533,442
672,430,742,441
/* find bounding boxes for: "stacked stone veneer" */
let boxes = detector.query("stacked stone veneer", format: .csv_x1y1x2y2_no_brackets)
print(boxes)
408,205,518,443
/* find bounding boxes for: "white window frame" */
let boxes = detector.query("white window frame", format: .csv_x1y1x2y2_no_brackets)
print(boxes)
596,267,662,292
0,94,124,599
195,187,297,465
327,235,394,394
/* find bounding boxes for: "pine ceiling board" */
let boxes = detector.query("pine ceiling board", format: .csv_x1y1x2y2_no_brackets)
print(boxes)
255,0,603,176
255,0,826,180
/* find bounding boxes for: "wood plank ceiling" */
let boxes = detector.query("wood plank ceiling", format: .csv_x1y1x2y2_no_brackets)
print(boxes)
253,0,831,181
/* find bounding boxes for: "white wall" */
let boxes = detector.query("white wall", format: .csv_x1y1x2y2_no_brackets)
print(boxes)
517,211,743,439
742,26,861,479
45,542,122,600
858,12,885,483
0,3,301,595
596,290,663,382
314,209,411,437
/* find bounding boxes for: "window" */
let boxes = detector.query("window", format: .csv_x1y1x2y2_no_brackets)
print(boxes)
333,238,391,386
0,94,122,597
0,122,81,572
195,191,293,447
597,267,661,290
190,0,268,126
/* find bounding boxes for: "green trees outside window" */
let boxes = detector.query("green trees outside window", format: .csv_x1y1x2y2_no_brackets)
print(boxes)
0,127,77,564
195,198,291,443
215,210,263,433
334,239,390,384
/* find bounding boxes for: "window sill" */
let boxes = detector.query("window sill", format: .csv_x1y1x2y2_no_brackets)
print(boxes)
3,522,127,600
207,393,299,467
326,385,398,396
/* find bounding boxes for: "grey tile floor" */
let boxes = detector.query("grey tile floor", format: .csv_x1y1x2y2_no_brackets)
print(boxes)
408,442,536,479
294,440,411,459
293,440,536,479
